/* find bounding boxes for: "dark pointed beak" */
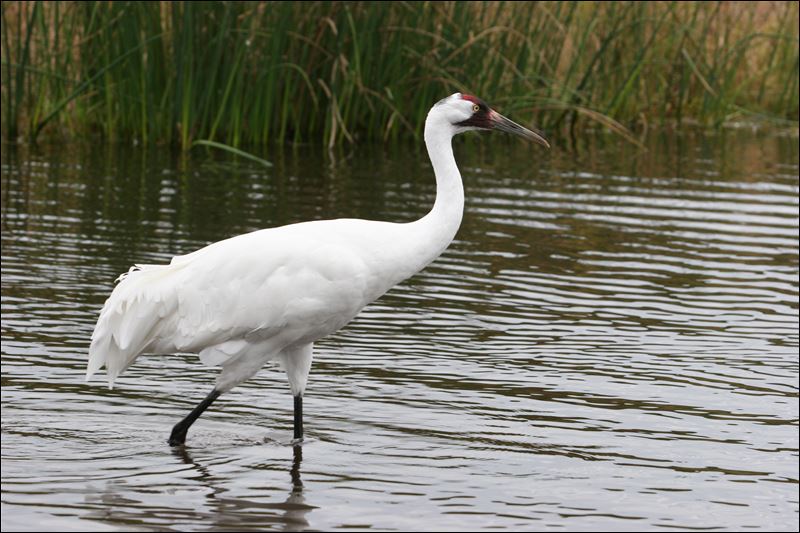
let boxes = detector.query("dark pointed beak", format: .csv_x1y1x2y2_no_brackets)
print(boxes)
490,110,550,149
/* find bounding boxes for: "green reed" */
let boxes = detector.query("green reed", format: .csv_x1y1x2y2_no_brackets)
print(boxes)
1,1,797,148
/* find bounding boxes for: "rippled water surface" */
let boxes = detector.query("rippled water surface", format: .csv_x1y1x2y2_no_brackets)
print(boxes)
2,130,798,531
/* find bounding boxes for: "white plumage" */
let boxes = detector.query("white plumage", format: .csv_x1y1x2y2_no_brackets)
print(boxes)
86,93,548,444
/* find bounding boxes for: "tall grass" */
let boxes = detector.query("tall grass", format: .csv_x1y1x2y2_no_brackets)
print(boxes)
2,1,798,148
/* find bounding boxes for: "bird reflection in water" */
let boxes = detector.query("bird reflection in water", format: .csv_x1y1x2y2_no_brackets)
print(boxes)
172,444,313,531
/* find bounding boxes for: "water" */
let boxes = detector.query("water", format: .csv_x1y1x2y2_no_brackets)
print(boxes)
2,129,798,531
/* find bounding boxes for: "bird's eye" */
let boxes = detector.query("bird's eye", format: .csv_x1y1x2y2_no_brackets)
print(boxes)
472,104,480,113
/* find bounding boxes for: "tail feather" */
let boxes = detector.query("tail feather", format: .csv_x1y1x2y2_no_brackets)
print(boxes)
87,263,180,387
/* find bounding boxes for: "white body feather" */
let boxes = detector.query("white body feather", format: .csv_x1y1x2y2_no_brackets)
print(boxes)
87,95,466,395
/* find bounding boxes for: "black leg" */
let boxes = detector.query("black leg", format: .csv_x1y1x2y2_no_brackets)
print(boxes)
169,388,221,446
291,444,303,489
293,394,303,440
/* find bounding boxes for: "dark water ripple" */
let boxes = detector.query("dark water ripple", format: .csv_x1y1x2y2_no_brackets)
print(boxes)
2,131,798,531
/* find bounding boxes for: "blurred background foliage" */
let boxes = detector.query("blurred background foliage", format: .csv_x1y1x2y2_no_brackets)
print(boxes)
2,1,798,148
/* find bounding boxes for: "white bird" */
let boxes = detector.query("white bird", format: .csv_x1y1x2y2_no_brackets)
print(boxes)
86,93,549,445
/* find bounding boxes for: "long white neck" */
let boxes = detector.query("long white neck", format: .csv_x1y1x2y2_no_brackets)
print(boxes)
357,111,465,300
423,117,465,234
405,115,464,271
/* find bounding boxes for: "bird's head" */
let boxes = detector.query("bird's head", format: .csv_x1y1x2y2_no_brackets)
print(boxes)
427,93,549,148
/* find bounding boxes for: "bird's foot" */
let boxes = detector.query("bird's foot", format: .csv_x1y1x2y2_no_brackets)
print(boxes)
168,426,188,446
